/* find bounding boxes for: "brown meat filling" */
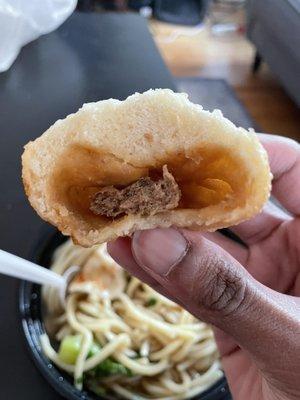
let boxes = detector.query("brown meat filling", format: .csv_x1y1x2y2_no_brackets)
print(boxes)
90,165,181,218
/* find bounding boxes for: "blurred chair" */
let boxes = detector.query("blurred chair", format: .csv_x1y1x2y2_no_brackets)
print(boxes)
153,0,211,25
246,0,300,106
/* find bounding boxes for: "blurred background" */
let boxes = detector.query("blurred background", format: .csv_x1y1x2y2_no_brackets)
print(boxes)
80,0,300,139
0,1,299,399
1,0,299,139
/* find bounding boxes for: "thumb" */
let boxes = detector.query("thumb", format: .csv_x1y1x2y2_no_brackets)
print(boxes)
132,228,251,324
126,228,299,369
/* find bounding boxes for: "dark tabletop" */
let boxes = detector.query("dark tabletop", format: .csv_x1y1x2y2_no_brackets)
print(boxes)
0,11,175,398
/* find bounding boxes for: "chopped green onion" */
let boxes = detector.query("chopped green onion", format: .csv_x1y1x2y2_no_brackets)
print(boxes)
58,335,82,365
88,383,107,396
75,376,83,385
88,342,101,358
146,297,157,307
88,358,133,378
58,336,102,365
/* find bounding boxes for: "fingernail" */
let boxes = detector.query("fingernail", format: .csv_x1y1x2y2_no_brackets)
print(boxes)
132,228,189,276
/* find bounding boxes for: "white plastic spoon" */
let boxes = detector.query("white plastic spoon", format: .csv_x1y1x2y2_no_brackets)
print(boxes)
0,249,79,301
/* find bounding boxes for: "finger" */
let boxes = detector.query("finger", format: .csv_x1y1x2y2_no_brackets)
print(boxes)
212,326,240,358
107,237,181,305
202,231,248,265
109,235,242,357
229,133,298,244
130,227,300,377
260,134,300,215
230,200,290,245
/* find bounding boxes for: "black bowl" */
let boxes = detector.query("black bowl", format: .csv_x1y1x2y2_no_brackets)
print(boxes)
19,231,232,400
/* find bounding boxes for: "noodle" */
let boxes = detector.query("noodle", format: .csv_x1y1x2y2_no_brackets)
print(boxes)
41,240,222,399
66,294,93,389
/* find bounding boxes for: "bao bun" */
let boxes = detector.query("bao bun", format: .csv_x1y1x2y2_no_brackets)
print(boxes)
22,89,271,247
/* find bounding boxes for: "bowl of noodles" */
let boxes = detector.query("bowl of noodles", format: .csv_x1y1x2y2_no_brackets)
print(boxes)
19,232,231,400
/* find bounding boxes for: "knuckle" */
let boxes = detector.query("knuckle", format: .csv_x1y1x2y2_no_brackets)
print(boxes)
192,255,247,316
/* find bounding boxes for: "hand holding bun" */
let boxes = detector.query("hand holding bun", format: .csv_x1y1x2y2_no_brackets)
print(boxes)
108,135,300,400
22,89,271,246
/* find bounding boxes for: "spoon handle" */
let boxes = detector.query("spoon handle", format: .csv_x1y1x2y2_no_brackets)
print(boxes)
0,249,65,288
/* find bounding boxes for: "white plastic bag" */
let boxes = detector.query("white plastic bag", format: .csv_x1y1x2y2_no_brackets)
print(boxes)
0,0,77,72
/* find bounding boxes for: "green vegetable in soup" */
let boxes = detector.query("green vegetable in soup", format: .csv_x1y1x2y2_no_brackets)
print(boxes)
58,335,82,364
59,335,132,382
146,297,157,307
88,341,101,358
59,337,102,365
88,358,133,378
88,382,107,396
75,376,83,385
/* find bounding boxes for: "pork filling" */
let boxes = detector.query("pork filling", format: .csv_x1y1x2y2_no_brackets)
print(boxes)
90,165,181,218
